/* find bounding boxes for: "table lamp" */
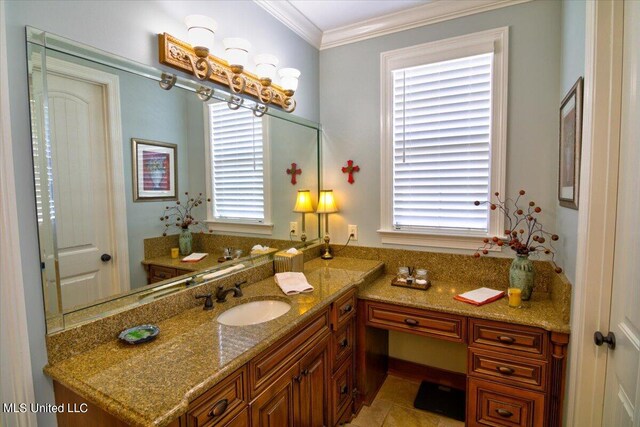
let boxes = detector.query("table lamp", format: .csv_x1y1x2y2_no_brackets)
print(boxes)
316,190,338,260
293,189,314,243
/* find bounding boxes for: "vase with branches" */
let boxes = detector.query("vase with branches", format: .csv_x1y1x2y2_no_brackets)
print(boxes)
474,190,562,300
160,192,210,255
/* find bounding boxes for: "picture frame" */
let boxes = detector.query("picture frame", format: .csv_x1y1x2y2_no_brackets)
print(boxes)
132,138,177,202
558,77,583,210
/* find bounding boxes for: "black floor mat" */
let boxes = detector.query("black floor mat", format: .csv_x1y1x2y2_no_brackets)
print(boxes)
413,381,465,421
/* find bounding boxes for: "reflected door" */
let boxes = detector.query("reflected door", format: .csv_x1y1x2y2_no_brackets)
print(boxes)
602,1,640,425
44,65,123,310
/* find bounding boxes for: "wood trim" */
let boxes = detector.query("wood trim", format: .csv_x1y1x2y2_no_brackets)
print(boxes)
565,1,624,426
549,333,570,427
388,357,466,392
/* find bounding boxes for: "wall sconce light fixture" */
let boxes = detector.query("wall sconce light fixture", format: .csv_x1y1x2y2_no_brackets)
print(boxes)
293,190,314,243
316,190,338,260
158,15,300,116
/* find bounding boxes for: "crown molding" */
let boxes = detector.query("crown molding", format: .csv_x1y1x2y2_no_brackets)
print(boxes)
320,0,532,50
253,0,323,48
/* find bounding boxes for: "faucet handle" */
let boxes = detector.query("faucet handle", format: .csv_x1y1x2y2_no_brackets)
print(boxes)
195,293,214,310
234,280,247,297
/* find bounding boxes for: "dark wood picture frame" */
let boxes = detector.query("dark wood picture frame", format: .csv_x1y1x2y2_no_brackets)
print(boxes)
558,77,583,210
132,138,178,202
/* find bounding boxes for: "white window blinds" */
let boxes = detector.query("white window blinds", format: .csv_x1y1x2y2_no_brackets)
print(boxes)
392,53,493,232
209,102,265,222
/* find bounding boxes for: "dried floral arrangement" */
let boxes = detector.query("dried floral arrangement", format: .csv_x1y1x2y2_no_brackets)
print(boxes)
160,192,210,236
473,190,563,273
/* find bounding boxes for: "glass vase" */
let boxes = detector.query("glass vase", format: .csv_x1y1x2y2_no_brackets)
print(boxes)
509,254,535,300
179,228,192,256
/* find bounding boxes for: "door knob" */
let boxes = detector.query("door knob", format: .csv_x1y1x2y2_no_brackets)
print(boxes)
594,331,616,350
101,253,112,262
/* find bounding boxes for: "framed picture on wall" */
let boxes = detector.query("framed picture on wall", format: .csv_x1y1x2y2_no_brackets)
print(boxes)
558,77,583,210
132,138,177,201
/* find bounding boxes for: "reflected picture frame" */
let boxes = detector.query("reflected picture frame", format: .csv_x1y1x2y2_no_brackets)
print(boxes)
558,77,583,210
132,138,178,201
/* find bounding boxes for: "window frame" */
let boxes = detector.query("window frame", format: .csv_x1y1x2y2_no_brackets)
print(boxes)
378,27,508,250
203,102,273,235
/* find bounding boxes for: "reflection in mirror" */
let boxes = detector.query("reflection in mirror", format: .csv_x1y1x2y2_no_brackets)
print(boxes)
27,30,320,332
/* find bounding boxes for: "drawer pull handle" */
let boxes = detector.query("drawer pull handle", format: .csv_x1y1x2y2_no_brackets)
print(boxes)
339,338,349,348
496,366,515,375
498,335,515,344
340,384,349,395
340,304,353,315
208,398,228,418
495,408,513,418
404,318,419,326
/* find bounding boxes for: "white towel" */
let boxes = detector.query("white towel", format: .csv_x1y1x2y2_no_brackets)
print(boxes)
202,264,245,280
274,272,313,295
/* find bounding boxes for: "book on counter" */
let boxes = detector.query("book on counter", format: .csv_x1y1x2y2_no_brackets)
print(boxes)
181,252,208,262
454,287,505,306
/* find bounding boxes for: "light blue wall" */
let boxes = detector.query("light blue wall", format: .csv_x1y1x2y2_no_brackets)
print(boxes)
319,0,562,256
5,1,318,425
557,0,586,285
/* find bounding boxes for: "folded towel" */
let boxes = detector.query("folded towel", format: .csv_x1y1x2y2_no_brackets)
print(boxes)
202,264,245,280
274,272,313,295
454,287,505,306
182,252,208,262
252,244,270,252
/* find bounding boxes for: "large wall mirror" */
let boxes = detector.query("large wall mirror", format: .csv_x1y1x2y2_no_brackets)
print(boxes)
26,28,321,333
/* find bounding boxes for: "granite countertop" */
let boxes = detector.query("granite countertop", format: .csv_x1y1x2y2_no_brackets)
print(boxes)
44,257,383,427
141,248,278,272
358,274,571,334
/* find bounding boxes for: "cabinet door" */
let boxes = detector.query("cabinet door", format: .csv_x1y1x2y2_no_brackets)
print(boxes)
298,337,329,427
251,364,299,427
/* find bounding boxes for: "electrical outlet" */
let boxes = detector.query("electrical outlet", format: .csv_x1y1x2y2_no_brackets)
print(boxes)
348,224,358,241
289,221,298,236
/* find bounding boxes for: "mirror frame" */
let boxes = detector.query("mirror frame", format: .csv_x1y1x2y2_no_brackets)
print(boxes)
26,27,322,332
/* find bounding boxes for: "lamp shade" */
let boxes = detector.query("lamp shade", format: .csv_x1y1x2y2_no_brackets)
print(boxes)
223,38,251,69
254,54,279,81
278,68,301,93
185,15,217,51
316,190,338,214
293,190,314,213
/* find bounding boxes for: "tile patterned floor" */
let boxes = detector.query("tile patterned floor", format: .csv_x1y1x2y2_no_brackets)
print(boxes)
346,375,465,427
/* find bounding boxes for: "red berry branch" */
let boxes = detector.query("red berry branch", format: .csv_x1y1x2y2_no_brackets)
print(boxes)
473,190,563,274
160,192,211,236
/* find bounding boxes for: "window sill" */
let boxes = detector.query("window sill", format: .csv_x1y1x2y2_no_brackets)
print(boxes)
206,221,274,235
377,229,502,251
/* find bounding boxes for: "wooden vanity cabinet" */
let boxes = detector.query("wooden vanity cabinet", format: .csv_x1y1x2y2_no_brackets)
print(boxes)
146,264,192,284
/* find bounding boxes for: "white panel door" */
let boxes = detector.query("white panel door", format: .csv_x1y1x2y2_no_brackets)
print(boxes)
602,1,640,425
47,72,117,310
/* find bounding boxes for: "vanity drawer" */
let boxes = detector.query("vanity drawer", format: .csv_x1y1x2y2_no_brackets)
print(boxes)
468,377,545,427
187,366,248,427
469,319,548,359
332,290,356,331
330,318,354,371
149,265,177,282
249,308,330,398
331,357,354,425
365,301,465,343
468,348,548,391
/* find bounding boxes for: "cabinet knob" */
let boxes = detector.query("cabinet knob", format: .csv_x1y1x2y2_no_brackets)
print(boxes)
340,384,349,395
340,304,353,315
294,374,303,383
208,398,228,418
495,408,513,418
496,366,515,375
497,335,515,344
404,318,419,326
339,338,349,349
594,331,616,350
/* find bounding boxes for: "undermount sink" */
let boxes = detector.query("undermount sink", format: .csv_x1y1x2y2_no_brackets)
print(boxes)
217,300,291,326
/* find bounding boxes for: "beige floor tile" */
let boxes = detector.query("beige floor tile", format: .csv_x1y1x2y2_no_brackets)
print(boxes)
350,398,393,427
381,404,440,427
437,416,465,427
376,375,421,409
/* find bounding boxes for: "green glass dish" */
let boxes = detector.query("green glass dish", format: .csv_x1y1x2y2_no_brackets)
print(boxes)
118,324,160,345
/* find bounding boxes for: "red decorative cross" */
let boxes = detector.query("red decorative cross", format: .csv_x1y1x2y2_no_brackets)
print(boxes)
341,160,360,184
286,162,302,185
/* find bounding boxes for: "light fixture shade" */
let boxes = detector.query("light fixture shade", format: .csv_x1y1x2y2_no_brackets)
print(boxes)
254,54,279,81
223,38,251,68
278,68,301,93
316,190,338,214
293,190,314,213
185,15,217,51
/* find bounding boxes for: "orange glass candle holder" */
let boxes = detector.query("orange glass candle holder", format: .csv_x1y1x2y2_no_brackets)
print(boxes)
508,288,522,308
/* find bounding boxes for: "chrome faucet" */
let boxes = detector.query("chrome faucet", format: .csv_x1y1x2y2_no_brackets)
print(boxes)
216,280,246,303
